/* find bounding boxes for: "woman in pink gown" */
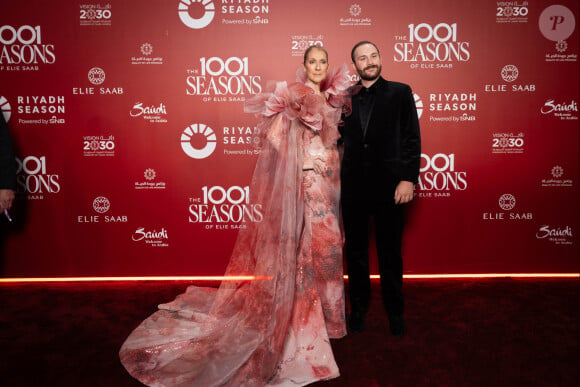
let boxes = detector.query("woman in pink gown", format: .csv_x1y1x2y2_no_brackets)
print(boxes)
119,46,354,386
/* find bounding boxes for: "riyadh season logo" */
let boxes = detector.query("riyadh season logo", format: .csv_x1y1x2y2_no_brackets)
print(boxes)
0,25,55,71
78,196,128,223
540,99,578,121
496,1,529,24
414,94,423,119
179,0,270,28
492,132,524,154
132,227,169,247
80,4,112,26
179,0,215,29
185,56,262,102
221,0,270,25
484,65,535,93
393,22,470,69
536,225,573,245
339,3,372,26
223,125,260,157
188,185,263,228
129,101,168,123
181,123,217,159
16,95,65,125
539,5,578,62
290,35,324,57
83,135,115,157
131,43,163,65
73,67,124,96
1,95,12,122
16,156,61,200
541,165,573,188
415,153,467,198
428,92,477,123
134,168,167,190
482,193,532,220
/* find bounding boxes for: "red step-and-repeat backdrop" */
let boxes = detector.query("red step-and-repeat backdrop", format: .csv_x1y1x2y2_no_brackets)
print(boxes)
1,0,578,277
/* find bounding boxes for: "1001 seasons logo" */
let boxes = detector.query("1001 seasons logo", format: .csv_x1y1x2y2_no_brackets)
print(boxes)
186,56,262,102
394,22,470,69
189,185,263,229
0,25,55,71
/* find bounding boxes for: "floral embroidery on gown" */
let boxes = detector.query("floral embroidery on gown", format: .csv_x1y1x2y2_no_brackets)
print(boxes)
119,65,354,386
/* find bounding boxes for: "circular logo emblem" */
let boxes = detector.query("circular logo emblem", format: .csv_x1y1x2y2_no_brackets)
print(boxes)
88,67,106,85
555,40,568,53
551,165,564,178
178,0,215,29
0,95,11,122
89,140,100,151
498,194,516,211
539,5,576,42
93,196,111,213
413,93,423,119
181,123,217,159
350,4,362,17
144,168,156,181
140,43,153,56
500,65,518,82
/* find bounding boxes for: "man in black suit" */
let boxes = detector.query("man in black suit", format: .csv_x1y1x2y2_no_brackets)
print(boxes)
340,41,421,336
0,113,16,216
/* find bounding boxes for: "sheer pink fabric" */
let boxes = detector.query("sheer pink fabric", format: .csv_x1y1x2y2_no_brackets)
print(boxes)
119,65,354,386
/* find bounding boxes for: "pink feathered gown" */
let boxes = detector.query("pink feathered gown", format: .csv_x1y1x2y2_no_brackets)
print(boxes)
119,65,354,386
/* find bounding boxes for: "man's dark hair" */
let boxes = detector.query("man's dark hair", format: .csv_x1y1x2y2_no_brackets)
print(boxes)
350,41,380,62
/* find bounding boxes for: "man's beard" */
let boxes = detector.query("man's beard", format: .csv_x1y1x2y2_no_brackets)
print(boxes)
357,64,381,81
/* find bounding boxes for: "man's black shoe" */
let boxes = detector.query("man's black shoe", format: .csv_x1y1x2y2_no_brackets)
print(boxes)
348,310,366,333
389,315,406,337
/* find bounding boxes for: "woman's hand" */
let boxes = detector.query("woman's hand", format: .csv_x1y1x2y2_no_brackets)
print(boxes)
303,156,326,174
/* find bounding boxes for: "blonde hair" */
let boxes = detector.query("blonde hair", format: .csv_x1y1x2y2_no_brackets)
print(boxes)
303,45,328,64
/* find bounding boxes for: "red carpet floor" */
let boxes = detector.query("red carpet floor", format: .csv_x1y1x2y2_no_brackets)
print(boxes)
0,278,578,386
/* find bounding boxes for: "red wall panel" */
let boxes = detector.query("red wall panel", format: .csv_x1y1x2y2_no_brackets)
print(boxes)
1,0,578,276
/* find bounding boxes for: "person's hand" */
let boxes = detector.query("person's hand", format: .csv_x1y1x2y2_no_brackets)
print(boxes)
0,189,15,210
303,156,326,174
394,181,414,204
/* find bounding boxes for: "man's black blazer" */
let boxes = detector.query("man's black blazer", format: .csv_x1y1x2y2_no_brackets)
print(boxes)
340,77,421,203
